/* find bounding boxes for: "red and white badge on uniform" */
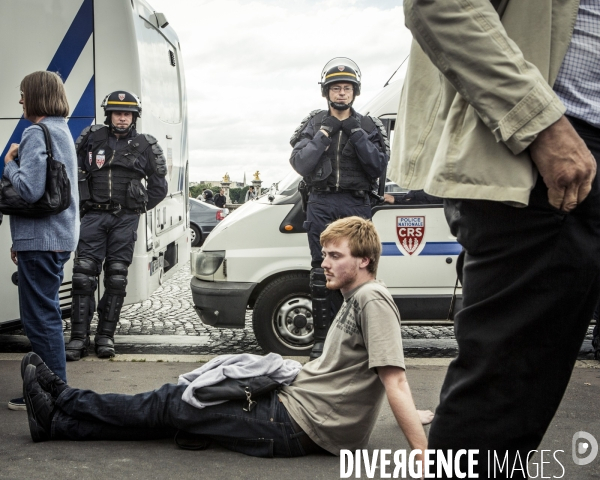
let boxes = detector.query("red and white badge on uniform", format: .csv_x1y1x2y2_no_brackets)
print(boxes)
96,150,105,169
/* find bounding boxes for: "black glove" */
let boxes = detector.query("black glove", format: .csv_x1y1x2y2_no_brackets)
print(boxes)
321,116,342,136
341,116,361,136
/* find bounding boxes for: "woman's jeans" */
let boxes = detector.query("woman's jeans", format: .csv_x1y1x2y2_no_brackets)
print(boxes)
52,386,311,458
18,250,70,382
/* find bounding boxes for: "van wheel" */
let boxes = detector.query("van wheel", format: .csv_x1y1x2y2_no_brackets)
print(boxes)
190,224,203,247
252,273,313,356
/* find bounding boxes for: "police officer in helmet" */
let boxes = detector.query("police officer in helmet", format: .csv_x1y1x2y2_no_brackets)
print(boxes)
65,91,168,361
290,58,389,359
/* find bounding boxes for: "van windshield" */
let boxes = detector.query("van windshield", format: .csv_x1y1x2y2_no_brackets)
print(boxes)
275,171,301,196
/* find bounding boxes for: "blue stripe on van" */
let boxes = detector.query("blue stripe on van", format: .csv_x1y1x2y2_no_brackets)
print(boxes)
67,75,95,139
47,0,94,80
1,0,93,177
382,241,462,256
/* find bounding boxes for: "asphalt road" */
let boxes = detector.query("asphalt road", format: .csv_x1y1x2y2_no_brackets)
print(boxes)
1,357,599,480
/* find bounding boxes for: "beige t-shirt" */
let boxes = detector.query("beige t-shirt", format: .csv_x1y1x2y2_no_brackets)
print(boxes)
279,280,405,455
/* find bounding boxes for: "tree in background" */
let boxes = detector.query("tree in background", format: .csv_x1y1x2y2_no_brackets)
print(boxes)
189,183,220,200
228,187,249,204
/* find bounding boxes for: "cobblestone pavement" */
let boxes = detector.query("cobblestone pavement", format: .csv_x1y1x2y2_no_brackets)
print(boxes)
58,259,596,355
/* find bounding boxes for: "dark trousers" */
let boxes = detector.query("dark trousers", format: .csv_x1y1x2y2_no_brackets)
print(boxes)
77,211,140,272
430,117,600,477
51,386,311,458
76,211,140,314
18,251,71,382
304,191,371,268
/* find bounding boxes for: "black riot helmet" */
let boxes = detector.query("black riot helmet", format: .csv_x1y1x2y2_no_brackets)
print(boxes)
203,189,214,200
319,57,361,110
101,91,142,134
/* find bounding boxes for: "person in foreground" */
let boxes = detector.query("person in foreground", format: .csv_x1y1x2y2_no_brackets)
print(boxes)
5,71,79,410
392,1,600,476
22,216,433,459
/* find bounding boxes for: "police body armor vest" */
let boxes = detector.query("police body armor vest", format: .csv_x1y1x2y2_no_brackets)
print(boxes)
291,110,380,192
85,127,149,208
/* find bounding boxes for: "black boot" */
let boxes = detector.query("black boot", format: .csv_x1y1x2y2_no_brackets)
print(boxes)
23,365,55,442
94,302,120,358
21,353,68,398
66,262,97,362
65,293,94,361
309,268,331,360
94,262,128,358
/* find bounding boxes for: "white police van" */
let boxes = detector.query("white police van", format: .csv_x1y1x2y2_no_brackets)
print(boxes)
190,80,462,355
0,0,190,332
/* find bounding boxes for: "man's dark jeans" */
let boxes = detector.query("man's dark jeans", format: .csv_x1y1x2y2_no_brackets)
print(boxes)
429,116,600,477
52,386,311,458
18,251,71,382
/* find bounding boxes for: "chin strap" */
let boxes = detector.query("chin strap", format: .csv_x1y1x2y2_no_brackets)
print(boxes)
110,123,134,135
329,101,352,111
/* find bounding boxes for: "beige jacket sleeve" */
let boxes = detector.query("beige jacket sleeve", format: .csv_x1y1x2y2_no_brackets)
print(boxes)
404,0,565,154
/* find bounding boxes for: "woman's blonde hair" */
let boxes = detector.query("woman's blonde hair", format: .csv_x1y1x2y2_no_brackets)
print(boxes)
20,71,70,118
320,216,382,275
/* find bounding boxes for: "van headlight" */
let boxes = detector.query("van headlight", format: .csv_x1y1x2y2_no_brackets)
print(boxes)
191,250,225,276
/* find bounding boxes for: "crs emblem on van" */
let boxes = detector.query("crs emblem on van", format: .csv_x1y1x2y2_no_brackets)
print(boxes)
396,216,425,256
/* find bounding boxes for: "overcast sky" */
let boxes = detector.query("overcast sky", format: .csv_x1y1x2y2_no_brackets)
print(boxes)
148,0,412,188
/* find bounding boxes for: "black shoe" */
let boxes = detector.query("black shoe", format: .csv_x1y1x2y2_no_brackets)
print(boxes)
8,397,27,411
94,335,115,358
23,365,55,442
65,337,90,362
21,353,68,398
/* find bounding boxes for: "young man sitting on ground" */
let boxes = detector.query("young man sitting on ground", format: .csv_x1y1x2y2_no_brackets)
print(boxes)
22,216,433,459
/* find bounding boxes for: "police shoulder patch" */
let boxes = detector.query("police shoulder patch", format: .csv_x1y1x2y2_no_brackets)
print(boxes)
290,109,325,147
75,125,95,151
143,133,158,145
369,115,390,155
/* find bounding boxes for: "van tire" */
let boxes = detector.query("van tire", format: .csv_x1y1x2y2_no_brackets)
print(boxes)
190,224,203,247
252,273,313,356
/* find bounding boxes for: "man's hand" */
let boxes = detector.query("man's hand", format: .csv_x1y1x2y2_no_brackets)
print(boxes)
10,247,17,265
529,116,596,212
5,143,18,165
320,116,342,137
342,116,360,136
383,193,396,205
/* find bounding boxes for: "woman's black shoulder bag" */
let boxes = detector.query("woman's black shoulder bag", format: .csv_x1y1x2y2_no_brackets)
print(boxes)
0,123,71,218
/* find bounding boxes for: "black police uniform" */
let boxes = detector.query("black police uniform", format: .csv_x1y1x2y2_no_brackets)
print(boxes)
290,108,389,357
65,124,167,360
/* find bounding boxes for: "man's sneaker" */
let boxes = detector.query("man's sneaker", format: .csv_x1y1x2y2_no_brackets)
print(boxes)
8,397,26,411
20,353,68,399
23,364,54,442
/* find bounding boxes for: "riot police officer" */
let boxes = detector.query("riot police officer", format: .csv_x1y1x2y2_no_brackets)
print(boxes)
289,58,389,359
65,91,168,360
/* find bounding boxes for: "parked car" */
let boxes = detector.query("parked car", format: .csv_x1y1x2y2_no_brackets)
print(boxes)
385,180,409,194
189,199,228,247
